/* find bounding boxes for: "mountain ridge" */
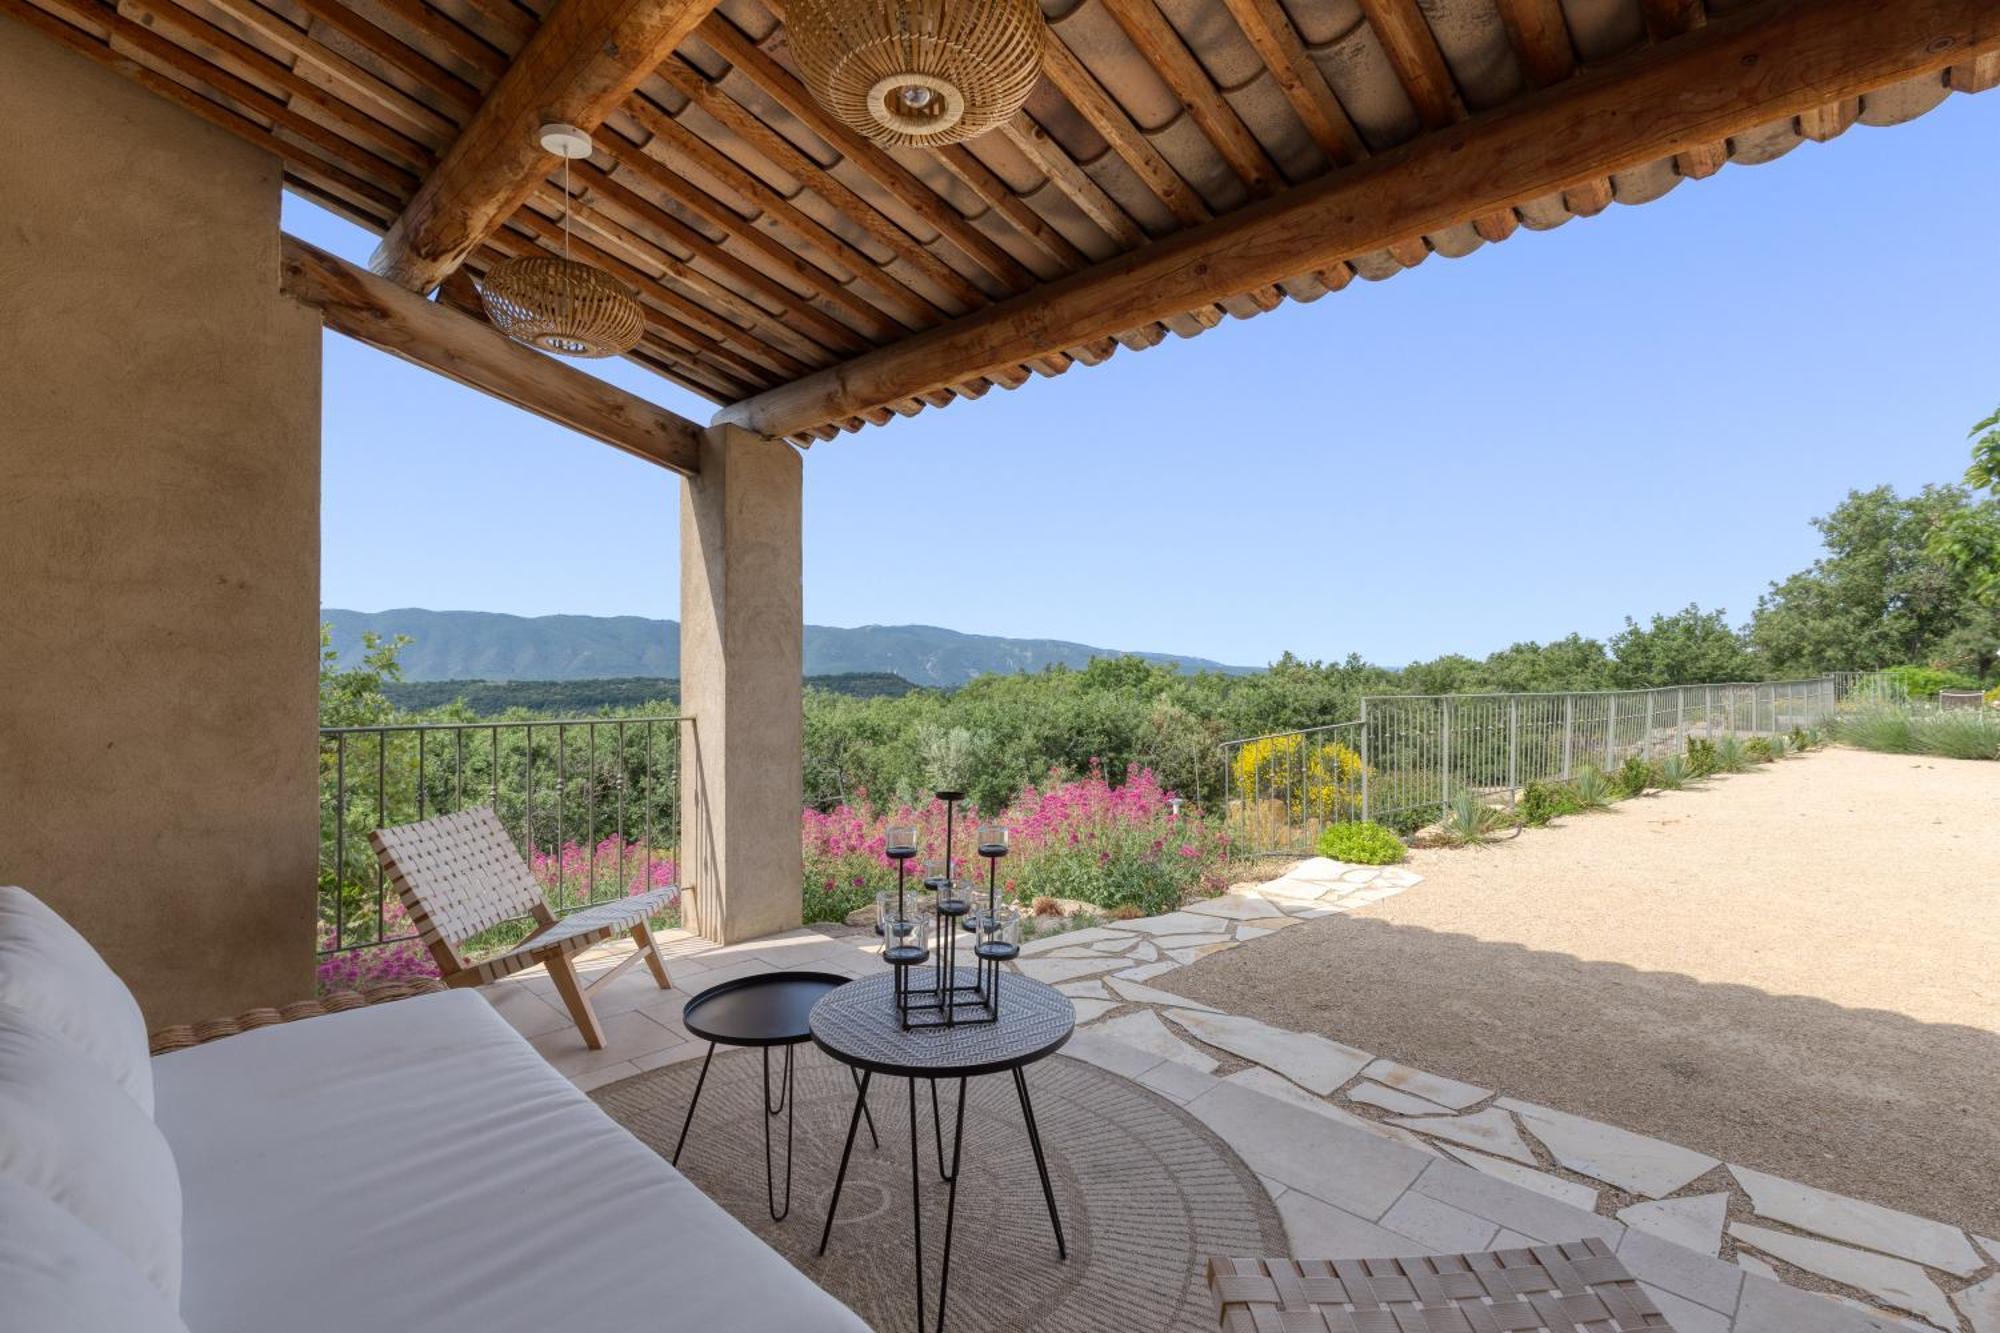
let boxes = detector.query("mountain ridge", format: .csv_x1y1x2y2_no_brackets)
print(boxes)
323,608,1257,686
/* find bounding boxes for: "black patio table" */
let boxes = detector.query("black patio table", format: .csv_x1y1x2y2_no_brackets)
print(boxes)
672,970,877,1221
810,968,1075,1333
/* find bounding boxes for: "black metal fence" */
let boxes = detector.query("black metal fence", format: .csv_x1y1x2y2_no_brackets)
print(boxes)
318,716,690,961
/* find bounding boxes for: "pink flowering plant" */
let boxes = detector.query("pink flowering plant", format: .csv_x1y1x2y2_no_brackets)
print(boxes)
801,763,1230,924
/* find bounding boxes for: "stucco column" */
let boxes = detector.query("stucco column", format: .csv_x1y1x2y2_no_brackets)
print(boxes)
0,23,321,1024
678,425,803,943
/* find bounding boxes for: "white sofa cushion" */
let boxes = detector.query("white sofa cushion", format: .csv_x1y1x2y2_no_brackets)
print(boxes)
153,989,869,1333
0,1002,183,1305
0,1178,192,1333
0,886,154,1115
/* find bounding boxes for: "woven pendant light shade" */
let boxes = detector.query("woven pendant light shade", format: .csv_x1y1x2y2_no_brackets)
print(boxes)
478,254,646,359
786,0,1046,147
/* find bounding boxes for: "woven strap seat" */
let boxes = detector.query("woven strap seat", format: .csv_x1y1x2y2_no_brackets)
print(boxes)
465,886,680,984
370,806,678,1049
1208,1238,1675,1332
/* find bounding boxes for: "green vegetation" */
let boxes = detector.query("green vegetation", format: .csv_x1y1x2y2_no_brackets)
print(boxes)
1656,755,1692,791
383,672,916,713
1316,821,1408,865
1743,737,1774,764
1519,779,1585,827
1613,755,1655,798
1685,737,1719,778
1715,736,1749,773
1436,790,1517,848
1834,707,2000,761
1879,664,1982,701
1571,765,1616,810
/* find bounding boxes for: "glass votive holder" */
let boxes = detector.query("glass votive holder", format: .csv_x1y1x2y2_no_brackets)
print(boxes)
974,907,1021,960
935,876,973,917
885,825,918,859
977,825,1010,858
878,891,929,965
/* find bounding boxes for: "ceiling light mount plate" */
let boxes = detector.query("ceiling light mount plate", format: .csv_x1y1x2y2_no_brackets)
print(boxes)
536,122,594,159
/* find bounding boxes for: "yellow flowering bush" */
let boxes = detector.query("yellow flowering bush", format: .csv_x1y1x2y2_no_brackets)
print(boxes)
1230,734,1369,821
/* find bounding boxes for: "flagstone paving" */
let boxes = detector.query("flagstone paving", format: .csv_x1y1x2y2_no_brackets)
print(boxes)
491,859,1994,1331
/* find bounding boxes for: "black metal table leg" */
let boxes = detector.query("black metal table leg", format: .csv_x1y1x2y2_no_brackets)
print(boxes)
929,1077,963,1182
855,1066,879,1149
671,1042,717,1165
1013,1065,1067,1259
908,1076,926,1333
934,1076,969,1332
817,1068,873,1256
762,1044,795,1221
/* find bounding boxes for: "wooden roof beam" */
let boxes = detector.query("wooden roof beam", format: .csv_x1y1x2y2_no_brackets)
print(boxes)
716,0,2000,437
369,0,724,292
1357,0,1465,128
282,235,702,472
1492,0,1576,88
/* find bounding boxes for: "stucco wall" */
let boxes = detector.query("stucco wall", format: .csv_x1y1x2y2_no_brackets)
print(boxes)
0,24,322,1024
680,426,805,943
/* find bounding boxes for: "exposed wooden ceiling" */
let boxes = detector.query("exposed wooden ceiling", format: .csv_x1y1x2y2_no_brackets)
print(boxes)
10,0,1997,446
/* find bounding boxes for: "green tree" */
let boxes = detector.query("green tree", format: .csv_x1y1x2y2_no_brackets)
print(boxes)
1608,605,1755,687
1751,485,1997,675
319,624,409,726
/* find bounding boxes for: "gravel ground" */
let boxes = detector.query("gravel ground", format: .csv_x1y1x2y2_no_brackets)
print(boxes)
1161,746,2000,1238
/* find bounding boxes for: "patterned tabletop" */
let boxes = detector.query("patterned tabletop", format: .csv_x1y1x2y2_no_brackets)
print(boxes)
810,969,1075,1078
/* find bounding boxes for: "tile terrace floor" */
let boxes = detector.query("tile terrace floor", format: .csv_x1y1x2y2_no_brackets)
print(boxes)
485,861,1997,1333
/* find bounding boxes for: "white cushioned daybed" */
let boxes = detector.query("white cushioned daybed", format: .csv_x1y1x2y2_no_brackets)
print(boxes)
0,885,870,1333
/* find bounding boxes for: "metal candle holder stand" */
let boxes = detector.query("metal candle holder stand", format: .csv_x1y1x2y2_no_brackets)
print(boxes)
885,791,1015,1031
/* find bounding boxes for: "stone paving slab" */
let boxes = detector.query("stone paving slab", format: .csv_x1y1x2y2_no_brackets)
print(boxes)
1732,1224,1959,1330
1162,1009,1370,1094
1618,1193,1730,1257
1389,1107,1537,1165
1439,1145,1599,1212
1730,1165,1985,1277
1502,1097,1719,1199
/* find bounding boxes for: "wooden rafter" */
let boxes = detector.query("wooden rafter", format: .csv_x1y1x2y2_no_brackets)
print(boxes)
716,0,2000,437
370,0,724,292
280,235,703,472
1214,0,1367,165
1039,33,1210,228
1356,0,1464,128
1492,0,1576,88
1099,0,1282,197
1642,0,1706,41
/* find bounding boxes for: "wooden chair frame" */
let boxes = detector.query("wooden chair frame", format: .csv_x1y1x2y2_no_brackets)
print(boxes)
371,807,679,1050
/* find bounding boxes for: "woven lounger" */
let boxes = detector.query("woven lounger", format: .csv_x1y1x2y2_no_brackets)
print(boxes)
372,806,678,1050
1208,1237,1675,1331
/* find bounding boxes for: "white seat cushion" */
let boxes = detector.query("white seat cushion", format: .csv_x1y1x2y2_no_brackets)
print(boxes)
0,1179,191,1333
152,990,868,1333
0,1002,183,1305
0,886,154,1115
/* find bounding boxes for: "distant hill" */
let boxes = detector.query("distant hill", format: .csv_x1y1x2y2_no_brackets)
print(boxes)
323,609,1255,687
382,672,919,715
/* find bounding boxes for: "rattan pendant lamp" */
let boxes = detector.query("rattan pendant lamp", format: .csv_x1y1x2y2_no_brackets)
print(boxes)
786,0,1046,147
477,124,646,359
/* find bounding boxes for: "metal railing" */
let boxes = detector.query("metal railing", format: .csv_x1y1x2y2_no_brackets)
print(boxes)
1221,672,1898,854
318,716,690,960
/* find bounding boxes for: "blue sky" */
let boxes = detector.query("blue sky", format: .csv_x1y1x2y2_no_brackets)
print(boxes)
306,90,1999,670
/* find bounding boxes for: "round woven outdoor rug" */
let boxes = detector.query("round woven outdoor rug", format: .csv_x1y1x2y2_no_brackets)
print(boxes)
593,1045,1285,1332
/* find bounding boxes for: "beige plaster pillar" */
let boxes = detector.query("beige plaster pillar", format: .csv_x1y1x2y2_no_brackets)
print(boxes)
0,23,322,1024
678,425,804,943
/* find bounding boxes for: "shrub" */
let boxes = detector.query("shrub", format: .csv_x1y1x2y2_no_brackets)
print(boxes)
1230,734,1369,822
1437,789,1516,847
1884,664,1982,700
1768,734,1790,760
1613,754,1656,798
1519,779,1588,826
1656,755,1692,790
1684,737,1718,778
1716,736,1749,773
1838,707,1999,760
1316,821,1408,865
1743,737,1774,763
1570,765,1615,809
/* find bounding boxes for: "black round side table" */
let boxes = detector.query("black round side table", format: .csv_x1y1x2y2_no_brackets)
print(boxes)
672,970,877,1221
810,968,1075,1333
